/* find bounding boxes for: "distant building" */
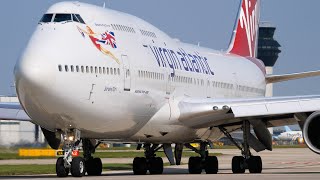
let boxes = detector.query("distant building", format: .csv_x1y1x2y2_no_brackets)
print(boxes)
257,22,281,97
0,96,45,147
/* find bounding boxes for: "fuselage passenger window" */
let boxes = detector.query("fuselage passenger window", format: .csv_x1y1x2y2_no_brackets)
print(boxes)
58,65,62,72
81,66,84,73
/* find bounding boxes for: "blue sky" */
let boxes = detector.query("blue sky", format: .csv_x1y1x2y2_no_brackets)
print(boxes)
0,0,320,96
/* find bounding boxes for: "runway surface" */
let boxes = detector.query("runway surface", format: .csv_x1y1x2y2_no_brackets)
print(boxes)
1,148,320,180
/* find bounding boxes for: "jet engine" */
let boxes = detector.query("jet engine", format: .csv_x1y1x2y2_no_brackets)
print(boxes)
302,111,320,154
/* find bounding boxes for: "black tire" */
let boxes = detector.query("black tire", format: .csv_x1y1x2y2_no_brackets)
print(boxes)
148,157,164,175
232,156,245,174
94,158,103,175
205,156,218,174
71,157,86,177
85,158,94,176
133,157,147,175
56,157,69,177
248,156,262,173
86,158,102,176
188,156,202,174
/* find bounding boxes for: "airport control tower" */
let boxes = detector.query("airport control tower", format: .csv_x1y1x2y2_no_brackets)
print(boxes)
257,22,282,97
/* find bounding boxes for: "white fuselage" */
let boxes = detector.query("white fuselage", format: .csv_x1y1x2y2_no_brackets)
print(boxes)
278,131,303,141
15,2,266,143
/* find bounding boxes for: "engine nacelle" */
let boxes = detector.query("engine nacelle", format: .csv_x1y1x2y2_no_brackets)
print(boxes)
303,111,320,154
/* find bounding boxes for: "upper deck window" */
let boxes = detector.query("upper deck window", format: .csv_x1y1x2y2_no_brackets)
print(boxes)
54,14,72,22
40,14,53,23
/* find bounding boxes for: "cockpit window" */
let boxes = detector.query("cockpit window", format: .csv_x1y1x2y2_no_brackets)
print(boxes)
72,14,80,23
39,13,85,24
40,14,53,23
75,14,85,24
54,14,72,22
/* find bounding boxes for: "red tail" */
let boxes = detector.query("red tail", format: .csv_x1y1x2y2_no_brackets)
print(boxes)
228,0,260,58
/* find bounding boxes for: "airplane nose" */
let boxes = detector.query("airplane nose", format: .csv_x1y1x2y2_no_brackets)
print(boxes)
14,46,55,103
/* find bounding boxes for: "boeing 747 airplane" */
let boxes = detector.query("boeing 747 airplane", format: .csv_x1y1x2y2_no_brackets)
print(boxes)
275,126,304,143
2,0,320,177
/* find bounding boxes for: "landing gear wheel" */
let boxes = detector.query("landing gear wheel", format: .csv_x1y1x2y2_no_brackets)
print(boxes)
133,157,148,175
71,157,86,177
149,157,164,174
205,156,218,174
56,157,69,177
248,156,262,173
232,156,245,174
86,158,103,176
188,156,202,174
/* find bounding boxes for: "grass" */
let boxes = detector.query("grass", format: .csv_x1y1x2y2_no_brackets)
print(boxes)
0,163,133,176
0,144,305,160
0,150,221,160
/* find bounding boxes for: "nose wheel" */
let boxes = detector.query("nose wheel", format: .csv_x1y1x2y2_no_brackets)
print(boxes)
56,157,69,177
71,157,86,177
55,129,103,177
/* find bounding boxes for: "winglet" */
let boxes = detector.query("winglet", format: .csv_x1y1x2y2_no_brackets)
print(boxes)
228,0,260,58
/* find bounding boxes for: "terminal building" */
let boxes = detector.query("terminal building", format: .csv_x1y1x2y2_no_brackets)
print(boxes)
0,96,45,147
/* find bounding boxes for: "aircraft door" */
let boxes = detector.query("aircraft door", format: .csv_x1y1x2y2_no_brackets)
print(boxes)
232,73,238,97
122,55,131,91
165,70,174,96
206,78,212,98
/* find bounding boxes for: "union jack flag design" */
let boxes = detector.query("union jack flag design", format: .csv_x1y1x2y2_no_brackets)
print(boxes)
100,31,117,48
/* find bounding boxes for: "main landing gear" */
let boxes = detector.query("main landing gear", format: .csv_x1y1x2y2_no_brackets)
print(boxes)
185,142,218,174
55,129,102,177
220,120,263,174
133,144,164,175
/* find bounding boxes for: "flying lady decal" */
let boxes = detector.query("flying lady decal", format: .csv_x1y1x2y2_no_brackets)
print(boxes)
77,26,120,64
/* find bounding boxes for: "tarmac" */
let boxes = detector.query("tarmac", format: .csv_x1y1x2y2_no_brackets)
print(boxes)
1,148,320,180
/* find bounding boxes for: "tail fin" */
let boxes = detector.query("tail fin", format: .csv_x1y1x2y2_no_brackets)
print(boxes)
228,0,260,58
284,126,292,132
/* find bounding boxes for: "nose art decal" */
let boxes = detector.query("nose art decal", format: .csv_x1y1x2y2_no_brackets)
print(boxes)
77,26,120,64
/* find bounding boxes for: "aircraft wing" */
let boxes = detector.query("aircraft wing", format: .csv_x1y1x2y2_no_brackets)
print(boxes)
176,95,320,128
0,102,31,121
266,70,320,84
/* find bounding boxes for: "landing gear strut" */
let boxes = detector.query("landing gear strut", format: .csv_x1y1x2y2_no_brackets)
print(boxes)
220,121,263,174
185,142,218,174
55,129,102,177
132,144,164,175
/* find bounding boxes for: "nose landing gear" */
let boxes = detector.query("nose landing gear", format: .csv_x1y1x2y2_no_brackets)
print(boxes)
55,129,102,177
